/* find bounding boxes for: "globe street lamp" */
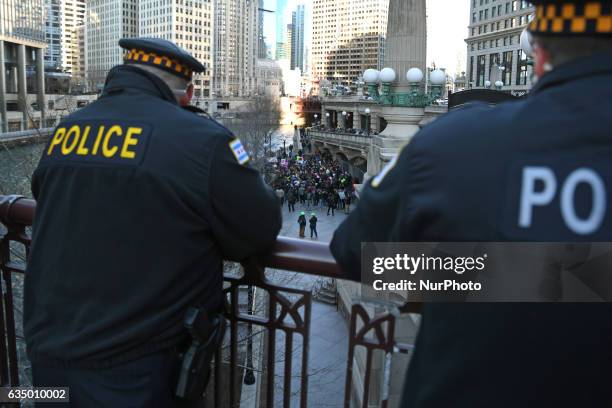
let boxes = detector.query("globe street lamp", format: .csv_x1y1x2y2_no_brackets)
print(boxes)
379,67,397,104
364,107,371,136
495,80,504,90
314,113,318,126
325,112,330,128
362,65,449,107
363,69,380,99
484,80,492,88
429,69,446,100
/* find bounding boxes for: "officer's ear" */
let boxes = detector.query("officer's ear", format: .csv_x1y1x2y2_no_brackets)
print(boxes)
179,83,194,106
533,41,553,79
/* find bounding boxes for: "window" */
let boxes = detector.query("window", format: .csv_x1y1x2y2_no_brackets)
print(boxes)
502,51,513,84
516,50,529,85
469,56,475,85
477,55,486,86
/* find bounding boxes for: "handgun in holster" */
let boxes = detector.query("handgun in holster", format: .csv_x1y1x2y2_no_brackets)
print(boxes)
175,306,226,400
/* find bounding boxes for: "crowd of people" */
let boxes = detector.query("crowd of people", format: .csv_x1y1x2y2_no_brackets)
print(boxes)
268,144,359,238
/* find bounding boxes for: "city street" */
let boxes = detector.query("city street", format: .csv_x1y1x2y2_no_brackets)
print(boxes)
276,200,351,407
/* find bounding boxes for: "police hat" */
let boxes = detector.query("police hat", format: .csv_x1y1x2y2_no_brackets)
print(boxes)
118,38,205,81
528,0,612,36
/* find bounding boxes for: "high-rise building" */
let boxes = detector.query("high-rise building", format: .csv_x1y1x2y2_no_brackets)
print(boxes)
44,0,86,75
45,0,62,68
311,0,388,87
86,0,138,91
1,0,47,131
284,22,292,61
213,0,259,97
290,4,304,71
465,0,534,96
274,0,288,60
139,0,213,102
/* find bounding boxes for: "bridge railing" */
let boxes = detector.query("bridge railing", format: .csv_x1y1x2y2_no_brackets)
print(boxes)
0,194,418,407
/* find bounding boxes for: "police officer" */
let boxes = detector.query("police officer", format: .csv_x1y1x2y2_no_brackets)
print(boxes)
331,1,612,406
25,38,281,406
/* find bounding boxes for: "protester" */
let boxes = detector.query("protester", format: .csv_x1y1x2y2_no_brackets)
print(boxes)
309,213,318,239
298,211,307,238
275,187,285,206
269,149,357,218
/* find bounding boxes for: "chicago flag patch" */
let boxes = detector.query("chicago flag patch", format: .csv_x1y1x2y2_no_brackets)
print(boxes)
229,138,249,165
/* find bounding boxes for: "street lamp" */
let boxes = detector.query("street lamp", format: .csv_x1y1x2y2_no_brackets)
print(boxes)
314,113,318,126
364,107,371,136
484,80,492,88
428,69,446,100
379,67,396,103
495,80,504,90
325,112,330,128
363,69,380,99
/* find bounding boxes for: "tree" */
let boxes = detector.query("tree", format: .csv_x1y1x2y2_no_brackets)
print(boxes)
221,95,281,173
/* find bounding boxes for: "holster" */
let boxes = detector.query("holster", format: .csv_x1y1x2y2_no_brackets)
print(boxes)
175,306,227,400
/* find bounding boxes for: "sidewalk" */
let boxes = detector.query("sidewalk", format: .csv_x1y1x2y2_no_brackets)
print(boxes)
277,201,351,407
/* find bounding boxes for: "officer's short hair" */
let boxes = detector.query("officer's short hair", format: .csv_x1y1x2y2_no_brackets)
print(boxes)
533,35,612,68
134,64,190,96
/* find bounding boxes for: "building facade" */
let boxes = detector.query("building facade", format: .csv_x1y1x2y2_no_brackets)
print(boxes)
139,0,213,104
86,0,138,91
311,0,388,89
44,0,86,76
290,4,304,71
1,0,47,131
274,0,288,60
213,0,258,98
466,0,534,96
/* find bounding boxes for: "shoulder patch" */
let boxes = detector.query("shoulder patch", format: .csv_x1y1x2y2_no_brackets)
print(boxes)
229,138,249,165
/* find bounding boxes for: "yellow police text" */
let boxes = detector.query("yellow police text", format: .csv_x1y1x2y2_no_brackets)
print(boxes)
47,124,143,159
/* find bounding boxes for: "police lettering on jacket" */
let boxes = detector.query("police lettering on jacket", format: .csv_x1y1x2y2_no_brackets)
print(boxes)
44,121,152,165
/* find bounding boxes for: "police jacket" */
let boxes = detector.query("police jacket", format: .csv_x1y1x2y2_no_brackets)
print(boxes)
331,50,612,407
25,65,282,368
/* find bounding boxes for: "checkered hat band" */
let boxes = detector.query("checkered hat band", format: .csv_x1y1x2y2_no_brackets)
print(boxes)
124,49,193,80
529,2,612,35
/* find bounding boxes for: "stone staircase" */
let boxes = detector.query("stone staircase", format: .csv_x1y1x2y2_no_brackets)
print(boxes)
313,278,338,305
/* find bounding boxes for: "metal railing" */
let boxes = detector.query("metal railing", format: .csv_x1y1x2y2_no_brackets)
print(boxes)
0,194,418,407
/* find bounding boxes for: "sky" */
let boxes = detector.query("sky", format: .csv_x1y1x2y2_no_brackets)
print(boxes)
426,0,471,76
263,0,472,76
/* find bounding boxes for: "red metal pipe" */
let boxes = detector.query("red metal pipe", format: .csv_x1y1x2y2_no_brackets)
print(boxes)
0,195,345,279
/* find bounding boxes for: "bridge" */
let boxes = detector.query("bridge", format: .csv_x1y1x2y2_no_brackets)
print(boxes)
0,195,420,408
308,129,370,181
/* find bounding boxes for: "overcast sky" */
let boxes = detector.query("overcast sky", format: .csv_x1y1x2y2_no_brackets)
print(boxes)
268,0,472,76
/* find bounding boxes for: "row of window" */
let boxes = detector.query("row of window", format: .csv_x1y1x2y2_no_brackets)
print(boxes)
471,13,532,36
470,34,519,51
468,49,530,87
472,0,532,23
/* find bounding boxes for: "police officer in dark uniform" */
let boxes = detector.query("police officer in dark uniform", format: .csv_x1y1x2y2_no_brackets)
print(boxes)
25,38,281,406
331,1,612,406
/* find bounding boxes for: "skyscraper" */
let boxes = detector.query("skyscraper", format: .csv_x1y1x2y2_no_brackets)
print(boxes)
274,0,289,60
139,0,213,101
311,0,388,86
86,0,138,91
290,4,304,71
466,0,534,95
44,0,86,75
213,0,259,97
1,0,47,131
